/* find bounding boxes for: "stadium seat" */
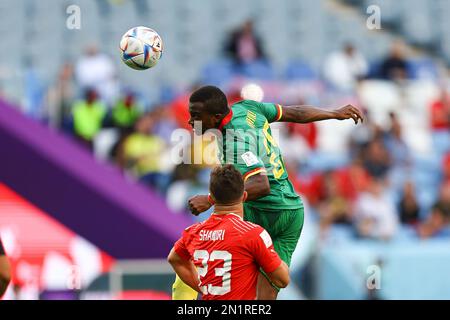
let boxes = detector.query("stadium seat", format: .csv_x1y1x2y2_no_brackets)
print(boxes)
406,58,439,80
238,60,276,80
285,61,317,81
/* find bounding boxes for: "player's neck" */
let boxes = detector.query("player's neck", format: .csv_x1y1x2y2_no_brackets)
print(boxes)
213,203,244,219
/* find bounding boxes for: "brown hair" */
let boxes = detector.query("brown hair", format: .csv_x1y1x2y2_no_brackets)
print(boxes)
209,165,244,204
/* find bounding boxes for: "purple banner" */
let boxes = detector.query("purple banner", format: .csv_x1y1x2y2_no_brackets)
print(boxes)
0,100,192,259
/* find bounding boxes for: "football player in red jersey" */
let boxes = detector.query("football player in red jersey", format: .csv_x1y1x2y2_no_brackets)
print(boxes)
168,165,289,300
0,236,11,297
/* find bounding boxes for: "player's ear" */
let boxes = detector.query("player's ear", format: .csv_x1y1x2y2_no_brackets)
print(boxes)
214,114,223,125
242,191,248,203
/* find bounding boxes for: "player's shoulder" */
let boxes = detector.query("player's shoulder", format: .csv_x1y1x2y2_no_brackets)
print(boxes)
226,215,261,236
183,221,206,235
232,100,262,113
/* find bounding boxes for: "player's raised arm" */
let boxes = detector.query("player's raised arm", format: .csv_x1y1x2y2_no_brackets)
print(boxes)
279,104,364,125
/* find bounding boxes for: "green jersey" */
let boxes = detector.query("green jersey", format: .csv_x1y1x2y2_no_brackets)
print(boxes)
217,100,303,210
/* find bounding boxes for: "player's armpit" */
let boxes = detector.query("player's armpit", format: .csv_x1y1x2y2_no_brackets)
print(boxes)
266,260,290,289
244,172,271,201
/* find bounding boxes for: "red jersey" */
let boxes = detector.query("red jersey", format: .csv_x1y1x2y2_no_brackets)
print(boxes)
174,213,281,300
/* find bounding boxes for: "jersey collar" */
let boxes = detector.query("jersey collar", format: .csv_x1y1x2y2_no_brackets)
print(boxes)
218,109,233,131
212,212,243,220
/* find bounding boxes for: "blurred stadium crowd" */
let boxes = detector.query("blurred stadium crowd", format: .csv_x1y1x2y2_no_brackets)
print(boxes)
1,0,450,299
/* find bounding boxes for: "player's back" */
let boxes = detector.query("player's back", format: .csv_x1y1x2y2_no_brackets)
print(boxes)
179,213,278,300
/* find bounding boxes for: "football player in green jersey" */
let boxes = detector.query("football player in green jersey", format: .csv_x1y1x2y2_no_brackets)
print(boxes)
175,85,363,300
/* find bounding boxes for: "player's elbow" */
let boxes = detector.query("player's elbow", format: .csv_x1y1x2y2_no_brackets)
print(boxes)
270,261,290,288
167,248,179,267
277,271,290,288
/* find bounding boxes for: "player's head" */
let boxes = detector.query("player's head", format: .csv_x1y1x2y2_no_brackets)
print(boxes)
209,164,247,205
188,86,229,134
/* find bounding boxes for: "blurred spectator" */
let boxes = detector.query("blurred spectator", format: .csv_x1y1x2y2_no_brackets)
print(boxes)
166,164,203,213
225,20,266,64
24,60,45,120
323,43,368,92
398,181,420,225
169,84,201,130
46,63,76,130
354,177,399,240
72,89,106,149
379,41,409,81
348,112,380,157
362,138,391,178
317,171,353,232
417,202,450,239
75,45,119,105
170,93,194,131
118,115,168,192
443,153,450,185
286,122,318,150
429,88,450,131
112,92,142,130
333,156,371,201
384,112,411,168
417,182,450,238
151,105,181,143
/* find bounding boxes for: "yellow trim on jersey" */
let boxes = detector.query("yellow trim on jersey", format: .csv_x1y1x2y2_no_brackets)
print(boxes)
275,104,283,121
243,167,266,182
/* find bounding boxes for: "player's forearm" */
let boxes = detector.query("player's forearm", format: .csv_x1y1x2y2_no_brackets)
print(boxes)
280,105,337,123
0,257,11,296
171,263,201,293
267,261,290,289
168,250,201,293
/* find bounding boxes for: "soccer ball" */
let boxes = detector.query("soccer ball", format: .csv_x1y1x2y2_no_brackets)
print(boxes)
120,26,163,70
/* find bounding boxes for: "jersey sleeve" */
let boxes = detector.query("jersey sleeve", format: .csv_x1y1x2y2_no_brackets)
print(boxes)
258,102,283,123
173,229,192,261
232,144,267,182
248,227,282,274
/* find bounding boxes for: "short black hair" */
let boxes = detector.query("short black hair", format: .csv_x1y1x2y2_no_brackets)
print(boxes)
189,85,229,115
210,165,244,204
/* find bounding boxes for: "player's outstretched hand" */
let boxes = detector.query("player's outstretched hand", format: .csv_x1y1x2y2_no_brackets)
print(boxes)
333,105,364,125
188,195,212,216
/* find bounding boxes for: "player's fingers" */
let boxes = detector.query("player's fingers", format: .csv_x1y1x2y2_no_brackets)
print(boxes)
348,112,358,124
189,206,199,216
351,107,364,122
